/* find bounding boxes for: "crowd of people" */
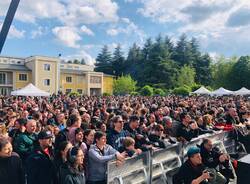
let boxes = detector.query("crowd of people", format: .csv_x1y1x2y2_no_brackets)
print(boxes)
0,94,249,184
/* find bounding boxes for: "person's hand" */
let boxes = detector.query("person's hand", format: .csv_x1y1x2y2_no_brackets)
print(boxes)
201,171,211,180
116,159,124,167
116,152,126,161
190,122,198,130
136,149,142,155
219,154,226,162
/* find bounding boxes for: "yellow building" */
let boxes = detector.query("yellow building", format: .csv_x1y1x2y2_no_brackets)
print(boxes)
0,55,114,95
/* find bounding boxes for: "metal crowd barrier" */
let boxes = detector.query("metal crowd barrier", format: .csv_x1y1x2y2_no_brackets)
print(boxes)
107,131,237,184
107,151,150,184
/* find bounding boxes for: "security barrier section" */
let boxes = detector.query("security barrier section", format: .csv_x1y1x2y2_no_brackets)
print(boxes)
107,131,237,184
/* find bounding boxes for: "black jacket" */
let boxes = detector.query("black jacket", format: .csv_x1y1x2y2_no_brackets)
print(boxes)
176,123,199,141
174,160,206,184
26,147,58,184
55,128,69,151
0,153,25,184
59,163,85,184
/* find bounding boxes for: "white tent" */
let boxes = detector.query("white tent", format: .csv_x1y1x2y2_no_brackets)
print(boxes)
211,87,233,96
11,83,50,96
234,87,250,95
191,86,211,95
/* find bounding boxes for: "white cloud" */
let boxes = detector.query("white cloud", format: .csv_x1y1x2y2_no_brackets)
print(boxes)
135,0,250,55
31,26,47,39
80,25,94,36
52,26,81,48
0,22,25,39
0,0,119,25
106,29,119,36
106,17,146,43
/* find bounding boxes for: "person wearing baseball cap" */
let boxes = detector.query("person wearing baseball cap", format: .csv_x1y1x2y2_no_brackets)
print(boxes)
174,146,226,184
26,130,57,184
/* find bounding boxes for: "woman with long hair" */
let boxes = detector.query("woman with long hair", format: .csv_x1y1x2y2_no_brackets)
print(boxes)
59,146,85,184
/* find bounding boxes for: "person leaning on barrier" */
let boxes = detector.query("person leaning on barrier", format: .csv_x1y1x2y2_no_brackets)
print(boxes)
176,112,199,142
118,137,142,157
87,131,126,184
199,139,234,182
173,146,226,184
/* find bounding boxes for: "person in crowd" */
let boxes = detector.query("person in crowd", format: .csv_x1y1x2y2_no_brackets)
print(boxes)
59,146,85,184
72,128,87,154
224,108,240,125
174,146,226,184
9,118,27,143
83,129,95,151
54,141,73,170
200,139,234,181
87,131,126,184
0,137,25,184
55,114,81,151
125,115,153,151
118,137,142,157
107,115,130,150
176,112,199,142
26,130,57,184
56,113,66,130
148,124,167,148
0,120,8,139
13,119,37,162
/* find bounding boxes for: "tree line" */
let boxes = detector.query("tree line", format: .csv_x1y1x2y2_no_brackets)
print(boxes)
95,34,250,95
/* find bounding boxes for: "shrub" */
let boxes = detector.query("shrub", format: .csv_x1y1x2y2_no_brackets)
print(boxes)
140,85,154,96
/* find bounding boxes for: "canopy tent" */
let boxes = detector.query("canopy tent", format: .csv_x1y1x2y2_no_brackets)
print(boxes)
191,86,211,95
234,87,250,95
11,83,50,96
211,87,233,96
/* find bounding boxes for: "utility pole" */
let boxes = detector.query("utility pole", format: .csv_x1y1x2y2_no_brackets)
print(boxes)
0,0,20,54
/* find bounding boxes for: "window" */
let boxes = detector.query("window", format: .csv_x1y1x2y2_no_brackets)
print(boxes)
44,64,51,71
66,89,72,94
77,89,83,94
66,76,72,83
19,74,27,81
44,79,50,86
0,73,6,84
90,76,101,83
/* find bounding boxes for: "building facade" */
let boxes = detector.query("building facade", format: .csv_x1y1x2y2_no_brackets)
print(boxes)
0,55,114,95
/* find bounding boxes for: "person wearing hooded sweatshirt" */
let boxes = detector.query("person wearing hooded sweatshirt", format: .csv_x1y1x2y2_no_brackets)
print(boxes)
107,115,130,151
59,146,85,184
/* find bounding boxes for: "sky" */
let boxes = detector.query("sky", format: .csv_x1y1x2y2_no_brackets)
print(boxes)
1,0,250,65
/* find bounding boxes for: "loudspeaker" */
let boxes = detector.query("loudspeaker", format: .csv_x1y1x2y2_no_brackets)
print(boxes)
236,154,250,183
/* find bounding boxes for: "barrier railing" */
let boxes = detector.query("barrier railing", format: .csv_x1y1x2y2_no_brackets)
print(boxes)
107,131,237,184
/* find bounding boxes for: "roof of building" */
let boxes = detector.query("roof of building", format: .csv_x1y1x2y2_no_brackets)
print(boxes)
0,64,30,71
60,69,88,75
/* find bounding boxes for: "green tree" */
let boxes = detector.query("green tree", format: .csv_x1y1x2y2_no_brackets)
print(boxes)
230,56,250,90
211,56,237,89
111,44,126,76
177,65,196,87
140,85,154,96
95,45,113,74
154,88,165,96
194,54,212,86
113,75,137,95
73,59,80,64
173,34,192,66
81,58,86,65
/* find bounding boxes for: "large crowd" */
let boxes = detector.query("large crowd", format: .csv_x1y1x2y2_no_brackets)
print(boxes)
0,94,250,184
